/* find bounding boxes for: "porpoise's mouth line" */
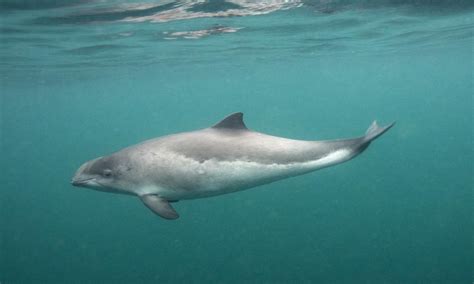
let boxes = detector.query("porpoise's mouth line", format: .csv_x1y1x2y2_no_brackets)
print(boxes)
71,178,94,186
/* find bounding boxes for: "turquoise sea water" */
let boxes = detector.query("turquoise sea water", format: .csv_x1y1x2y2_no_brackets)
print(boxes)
1,1,473,283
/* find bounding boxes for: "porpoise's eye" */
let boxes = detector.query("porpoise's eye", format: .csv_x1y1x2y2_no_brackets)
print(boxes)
103,169,112,177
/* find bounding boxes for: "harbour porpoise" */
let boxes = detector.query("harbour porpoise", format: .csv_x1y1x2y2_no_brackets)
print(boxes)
72,112,394,220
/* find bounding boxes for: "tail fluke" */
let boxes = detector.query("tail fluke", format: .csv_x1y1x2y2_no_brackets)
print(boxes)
364,121,395,143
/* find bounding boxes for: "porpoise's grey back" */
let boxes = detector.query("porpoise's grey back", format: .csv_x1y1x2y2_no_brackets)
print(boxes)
127,113,393,166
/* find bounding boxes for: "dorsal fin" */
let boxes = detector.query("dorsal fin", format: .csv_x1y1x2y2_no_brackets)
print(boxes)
212,112,248,130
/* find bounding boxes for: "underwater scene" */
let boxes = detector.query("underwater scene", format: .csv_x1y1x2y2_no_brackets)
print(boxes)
1,0,473,283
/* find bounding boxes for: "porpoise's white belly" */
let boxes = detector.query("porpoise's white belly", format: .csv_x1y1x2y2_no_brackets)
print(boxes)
136,148,352,200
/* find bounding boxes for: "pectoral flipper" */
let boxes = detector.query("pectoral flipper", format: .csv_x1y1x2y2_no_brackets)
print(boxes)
139,195,179,220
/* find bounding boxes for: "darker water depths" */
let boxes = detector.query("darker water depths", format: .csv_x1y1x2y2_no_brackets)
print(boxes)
1,1,473,283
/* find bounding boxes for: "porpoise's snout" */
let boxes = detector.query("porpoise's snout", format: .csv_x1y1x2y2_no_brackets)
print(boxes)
71,160,94,187
71,178,93,186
